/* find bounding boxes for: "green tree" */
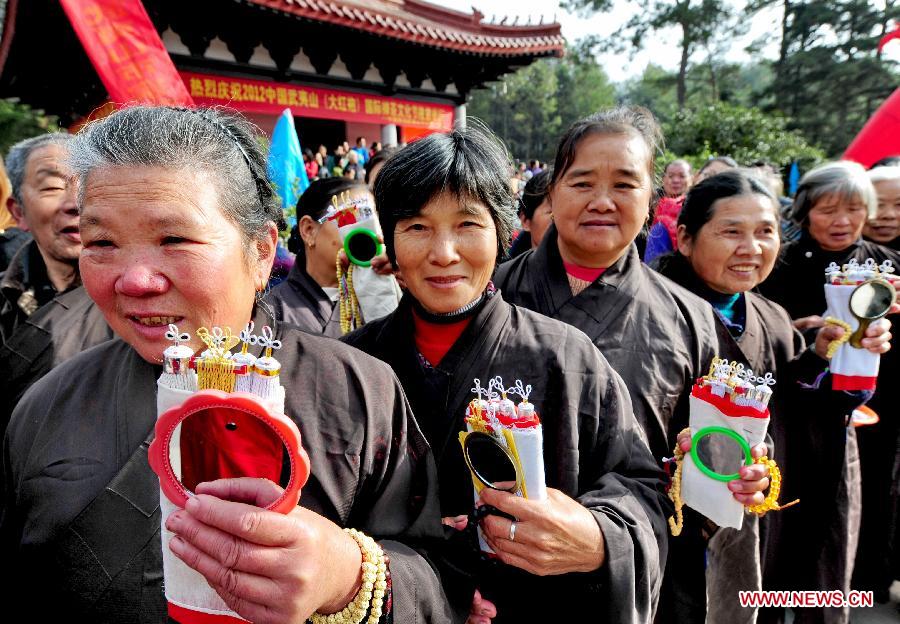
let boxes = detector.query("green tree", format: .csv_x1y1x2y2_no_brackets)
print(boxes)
566,0,737,109
663,101,825,169
0,99,58,156
747,0,900,155
468,48,615,162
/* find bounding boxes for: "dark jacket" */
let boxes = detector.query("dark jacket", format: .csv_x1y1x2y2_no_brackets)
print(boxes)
0,227,30,273
0,286,112,437
264,259,342,338
1,320,454,622
0,240,71,342
344,291,671,624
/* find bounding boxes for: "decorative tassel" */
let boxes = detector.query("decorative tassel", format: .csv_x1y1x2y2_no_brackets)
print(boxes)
251,326,282,401
160,324,197,391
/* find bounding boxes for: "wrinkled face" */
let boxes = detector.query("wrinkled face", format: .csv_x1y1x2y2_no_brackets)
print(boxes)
524,198,552,250
12,143,81,264
807,192,868,252
79,166,275,363
663,162,692,197
864,178,900,244
393,192,497,314
679,194,780,294
549,132,653,268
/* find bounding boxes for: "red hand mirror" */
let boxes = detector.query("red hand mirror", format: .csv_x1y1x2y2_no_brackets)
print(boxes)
148,389,311,514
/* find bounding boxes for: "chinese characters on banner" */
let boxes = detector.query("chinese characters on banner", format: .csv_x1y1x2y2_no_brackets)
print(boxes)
182,71,453,131
60,0,193,106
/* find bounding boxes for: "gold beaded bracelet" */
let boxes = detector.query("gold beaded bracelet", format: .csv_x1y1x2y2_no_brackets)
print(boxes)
309,528,388,624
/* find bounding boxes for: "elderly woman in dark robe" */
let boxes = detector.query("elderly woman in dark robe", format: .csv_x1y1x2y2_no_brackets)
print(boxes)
492,107,771,621
342,123,671,623
0,106,454,623
757,161,900,607
653,169,895,624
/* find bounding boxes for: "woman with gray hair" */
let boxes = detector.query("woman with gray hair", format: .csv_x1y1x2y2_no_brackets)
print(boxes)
0,106,454,622
759,160,900,609
864,166,900,250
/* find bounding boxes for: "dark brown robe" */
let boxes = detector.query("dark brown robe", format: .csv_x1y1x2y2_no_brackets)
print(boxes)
758,232,900,605
493,225,723,460
344,291,671,624
1,321,454,622
264,257,342,338
493,226,727,622
656,252,865,624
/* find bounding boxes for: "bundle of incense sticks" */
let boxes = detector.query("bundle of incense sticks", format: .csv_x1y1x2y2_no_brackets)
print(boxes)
159,323,283,403
156,322,286,622
463,376,547,553
825,258,897,286
681,358,774,530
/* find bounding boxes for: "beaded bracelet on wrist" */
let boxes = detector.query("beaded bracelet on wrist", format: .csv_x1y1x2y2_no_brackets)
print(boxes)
309,528,388,624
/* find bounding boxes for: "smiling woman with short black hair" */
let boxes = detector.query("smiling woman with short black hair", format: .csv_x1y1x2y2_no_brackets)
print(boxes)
343,122,670,624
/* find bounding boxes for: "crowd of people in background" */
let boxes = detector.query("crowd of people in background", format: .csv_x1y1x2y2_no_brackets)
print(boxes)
1,104,900,624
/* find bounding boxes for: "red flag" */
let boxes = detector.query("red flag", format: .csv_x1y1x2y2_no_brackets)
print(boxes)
844,87,900,167
59,0,193,106
878,24,900,53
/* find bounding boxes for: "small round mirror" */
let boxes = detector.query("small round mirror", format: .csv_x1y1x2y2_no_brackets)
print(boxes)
848,279,897,347
463,432,520,492
690,426,752,482
344,228,383,267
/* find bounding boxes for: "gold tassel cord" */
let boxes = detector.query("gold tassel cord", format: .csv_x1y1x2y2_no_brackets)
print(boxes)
667,431,687,537
667,430,798,537
745,457,799,516
823,317,852,358
337,250,362,334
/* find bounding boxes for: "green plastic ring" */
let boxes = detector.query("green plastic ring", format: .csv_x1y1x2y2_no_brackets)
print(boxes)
343,227,384,268
689,426,753,482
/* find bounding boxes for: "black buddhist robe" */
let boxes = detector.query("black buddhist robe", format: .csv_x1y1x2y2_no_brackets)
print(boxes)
758,233,900,601
1,322,454,622
656,252,865,624
343,291,670,624
493,226,726,623
493,225,722,460
0,286,113,437
264,259,342,338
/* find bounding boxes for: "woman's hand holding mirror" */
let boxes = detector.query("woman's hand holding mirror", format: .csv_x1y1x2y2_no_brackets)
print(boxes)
676,429,770,506
848,279,897,348
167,478,365,624
476,487,605,576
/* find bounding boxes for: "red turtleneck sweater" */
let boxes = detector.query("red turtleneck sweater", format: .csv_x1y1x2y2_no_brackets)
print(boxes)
412,309,472,366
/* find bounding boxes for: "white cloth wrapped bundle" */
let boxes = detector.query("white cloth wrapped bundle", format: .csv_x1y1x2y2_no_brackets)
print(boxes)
155,379,286,621
824,283,880,391
681,393,769,530
465,419,547,553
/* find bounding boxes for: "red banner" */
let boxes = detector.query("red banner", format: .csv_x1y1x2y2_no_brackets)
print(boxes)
182,71,453,131
60,0,193,106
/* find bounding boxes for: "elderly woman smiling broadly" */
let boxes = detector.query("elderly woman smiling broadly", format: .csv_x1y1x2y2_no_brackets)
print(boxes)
758,161,900,607
653,170,895,624
0,106,454,623
342,124,670,623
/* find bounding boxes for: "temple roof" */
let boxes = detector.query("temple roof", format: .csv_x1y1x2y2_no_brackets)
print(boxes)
242,0,565,56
